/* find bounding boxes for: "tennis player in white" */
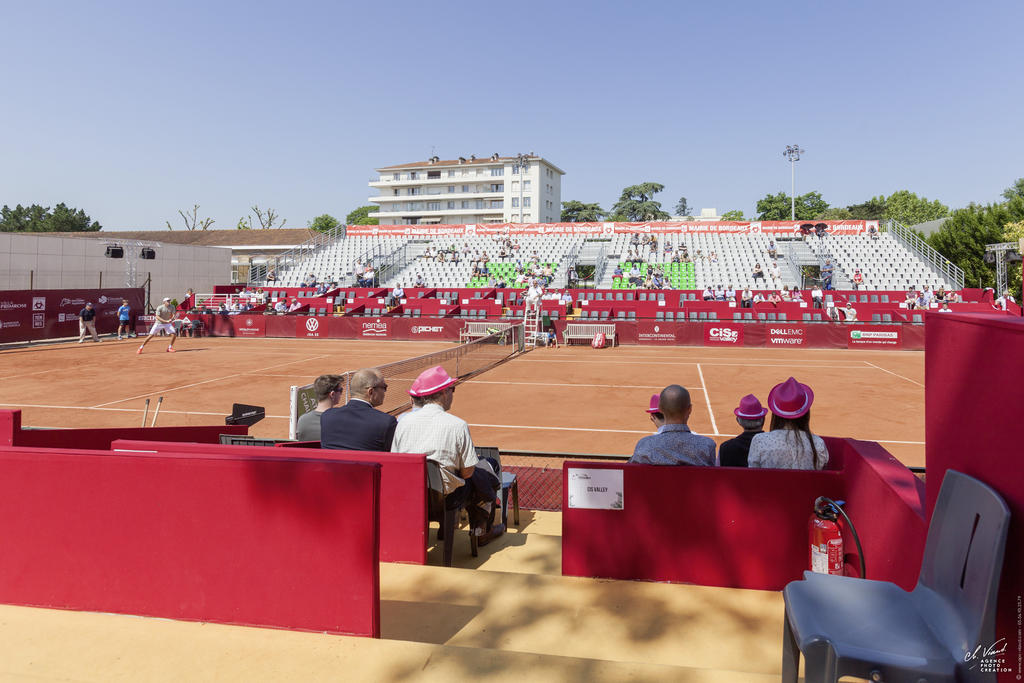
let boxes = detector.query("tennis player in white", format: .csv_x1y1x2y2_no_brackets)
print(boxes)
137,297,178,354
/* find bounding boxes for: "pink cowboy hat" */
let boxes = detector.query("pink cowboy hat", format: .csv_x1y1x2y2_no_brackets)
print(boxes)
766,377,814,419
734,394,768,419
645,394,661,414
408,366,457,397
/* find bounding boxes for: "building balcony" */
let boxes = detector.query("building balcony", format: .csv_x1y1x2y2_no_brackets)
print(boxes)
369,206,505,219
368,170,502,188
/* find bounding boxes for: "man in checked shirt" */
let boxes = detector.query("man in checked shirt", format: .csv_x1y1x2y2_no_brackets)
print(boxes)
629,385,717,466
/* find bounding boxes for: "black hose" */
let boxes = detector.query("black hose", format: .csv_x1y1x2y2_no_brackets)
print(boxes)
816,497,867,579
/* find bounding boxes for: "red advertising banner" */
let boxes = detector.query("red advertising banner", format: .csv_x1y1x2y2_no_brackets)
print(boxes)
296,316,330,338
344,219,876,238
356,317,390,339
0,288,144,344
766,323,810,347
233,315,266,338
636,321,679,345
703,321,745,346
846,325,903,349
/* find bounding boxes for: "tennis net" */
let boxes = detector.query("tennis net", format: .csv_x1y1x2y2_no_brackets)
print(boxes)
288,324,524,438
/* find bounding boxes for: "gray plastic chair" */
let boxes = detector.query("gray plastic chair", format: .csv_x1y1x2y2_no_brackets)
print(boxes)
782,470,1010,683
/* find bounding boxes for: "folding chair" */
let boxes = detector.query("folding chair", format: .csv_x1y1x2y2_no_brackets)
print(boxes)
426,460,477,566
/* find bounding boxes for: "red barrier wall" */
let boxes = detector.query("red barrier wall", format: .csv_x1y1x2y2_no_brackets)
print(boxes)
0,410,247,448
562,438,926,591
0,445,380,636
926,314,1024,681
0,288,144,344
112,439,428,565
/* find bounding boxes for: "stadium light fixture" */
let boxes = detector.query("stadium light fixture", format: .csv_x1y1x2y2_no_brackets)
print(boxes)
783,145,805,221
514,153,530,223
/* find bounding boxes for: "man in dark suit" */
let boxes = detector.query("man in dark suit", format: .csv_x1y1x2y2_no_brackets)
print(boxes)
718,394,767,467
320,368,397,451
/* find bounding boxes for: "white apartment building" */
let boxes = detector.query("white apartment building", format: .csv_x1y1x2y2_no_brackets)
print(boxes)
368,153,564,225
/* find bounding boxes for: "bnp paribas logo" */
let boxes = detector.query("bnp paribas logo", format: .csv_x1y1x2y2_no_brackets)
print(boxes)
851,331,862,339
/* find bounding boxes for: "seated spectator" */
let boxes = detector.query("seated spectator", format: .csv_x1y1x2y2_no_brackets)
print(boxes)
791,289,804,302
826,303,841,321
526,283,542,311
950,290,962,303
266,270,277,283
753,291,766,303
811,285,824,309
752,264,765,281
629,385,716,466
710,251,719,264
748,377,829,470
905,290,918,309
868,224,879,240
767,241,777,259
916,291,929,309
821,260,834,288
719,395,767,467
274,300,287,313
725,284,736,301
852,270,864,289
702,286,715,302
768,291,782,304
780,287,792,301
287,299,303,313
392,366,503,543
934,286,946,302
387,283,405,307
415,272,426,287
714,285,726,301
321,368,397,452
645,394,664,432
740,287,753,308
296,374,344,442
843,302,857,321
628,264,642,286
613,265,624,283
938,302,953,312
770,261,780,280
560,290,573,309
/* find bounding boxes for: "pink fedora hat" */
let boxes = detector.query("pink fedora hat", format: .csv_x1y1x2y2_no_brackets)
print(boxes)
645,394,661,414
766,377,814,419
408,366,457,397
734,394,768,419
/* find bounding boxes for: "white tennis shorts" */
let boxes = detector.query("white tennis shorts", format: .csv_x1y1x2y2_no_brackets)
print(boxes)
149,322,176,335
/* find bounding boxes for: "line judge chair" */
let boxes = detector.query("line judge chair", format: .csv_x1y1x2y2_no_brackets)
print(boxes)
781,470,1010,683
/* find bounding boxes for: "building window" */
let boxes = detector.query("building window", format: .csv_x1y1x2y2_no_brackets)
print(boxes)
489,200,504,209
511,181,519,191
491,167,504,176
427,202,441,211
512,197,519,208
489,183,503,192
448,185,455,193
447,201,455,209
410,171,418,179
447,170,455,177
393,173,400,180
412,202,424,210
461,185,469,193
523,180,531,190
461,201,470,209
427,170,441,179
523,197,531,208
393,189,400,195
475,200,485,209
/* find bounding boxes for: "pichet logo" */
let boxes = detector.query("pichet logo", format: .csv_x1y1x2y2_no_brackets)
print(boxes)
305,318,319,332
412,325,444,333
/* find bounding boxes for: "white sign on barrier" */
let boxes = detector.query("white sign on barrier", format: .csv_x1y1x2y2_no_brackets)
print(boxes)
567,468,624,510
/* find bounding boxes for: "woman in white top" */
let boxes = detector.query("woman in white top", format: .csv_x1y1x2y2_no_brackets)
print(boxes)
748,377,829,470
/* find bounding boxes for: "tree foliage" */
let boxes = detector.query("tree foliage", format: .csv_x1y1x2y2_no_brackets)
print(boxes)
817,207,853,219
346,206,379,225
882,190,949,226
1002,178,1024,202
308,213,341,233
560,200,606,222
609,182,671,221
756,191,829,221
674,197,690,216
720,209,745,220
0,203,101,232
845,197,887,220
251,205,286,229
236,216,252,230
167,204,214,231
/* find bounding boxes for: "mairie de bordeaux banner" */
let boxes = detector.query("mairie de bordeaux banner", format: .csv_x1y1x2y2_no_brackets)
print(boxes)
344,220,878,238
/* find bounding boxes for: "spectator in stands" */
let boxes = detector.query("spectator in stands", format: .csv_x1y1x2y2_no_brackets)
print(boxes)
934,286,946,302
363,266,375,287
314,282,329,296
613,264,624,284
629,385,716,466
768,291,782,305
938,302,953,312
868,224,879,240
752,264,765,281
321,368,397,452
387,283,405,307
630,232,640,246
719,395,767,468
560,290,573,309
710,251,719,264
415,272,426,287
916,291,929,309
393,366,504,544
811,285,824,309
852,269,864,289
748,378,829,470
843,302,857,322
725,284,736,301
296,374,344,442
288,299,303,313
770,262,781,280
702,286,715,302
714,284,726,301
821,260,834,288
266,269,277,283
995,291,1014,311
274,300,287,313
791,289,804,303
950,291,962,303
628,264,642,287
671,250,681,264
768,240,777,259
780,287,792,301
827,303,841,321
905,290,918,309
753,291,766,304
645,394,664,432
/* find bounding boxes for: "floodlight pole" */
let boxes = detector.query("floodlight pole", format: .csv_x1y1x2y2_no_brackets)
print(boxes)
783,145,805,221
514,153,529,223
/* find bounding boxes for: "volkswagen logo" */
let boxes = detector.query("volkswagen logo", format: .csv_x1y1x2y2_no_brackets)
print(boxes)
305,318,319,332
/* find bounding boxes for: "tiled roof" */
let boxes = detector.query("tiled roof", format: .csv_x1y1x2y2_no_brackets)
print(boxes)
50,228,318,247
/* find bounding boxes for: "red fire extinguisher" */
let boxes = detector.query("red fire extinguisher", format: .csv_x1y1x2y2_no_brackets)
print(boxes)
809,497,866,578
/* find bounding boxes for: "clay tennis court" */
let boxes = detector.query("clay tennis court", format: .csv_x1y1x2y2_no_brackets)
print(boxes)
0,337,925,467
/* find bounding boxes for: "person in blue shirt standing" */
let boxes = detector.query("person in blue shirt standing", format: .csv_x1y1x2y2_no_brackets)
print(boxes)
117,299,132,340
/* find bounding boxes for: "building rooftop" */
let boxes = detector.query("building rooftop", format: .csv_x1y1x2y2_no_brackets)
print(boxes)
49,229,318,248
378,155,565,175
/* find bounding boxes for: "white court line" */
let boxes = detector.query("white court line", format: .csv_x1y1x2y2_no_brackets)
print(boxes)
92,354,330,408
862,361,924,387
695,363,720,435
0,368,67,380
513,359,873,369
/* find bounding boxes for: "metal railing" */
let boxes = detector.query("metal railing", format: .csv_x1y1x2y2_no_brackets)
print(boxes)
885,219,964,289
556,241,583,288
592,243,610,287
250,224,348,284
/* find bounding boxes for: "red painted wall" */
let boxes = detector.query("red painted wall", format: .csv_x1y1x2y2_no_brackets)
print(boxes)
926,314,1024,681
0,446,380,636
0,288,144,343
112,439,428,565
0,410,247,448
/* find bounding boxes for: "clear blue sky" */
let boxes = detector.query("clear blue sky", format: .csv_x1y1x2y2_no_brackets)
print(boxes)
2,0,1021,230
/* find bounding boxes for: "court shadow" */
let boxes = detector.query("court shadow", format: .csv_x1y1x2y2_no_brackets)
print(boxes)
380,599,482,644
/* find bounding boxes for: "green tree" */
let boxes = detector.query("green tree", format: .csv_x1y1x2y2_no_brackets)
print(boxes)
816,207,853,220
609,182,671,221
308,213,341,232
882,190,949,226
560,200,606,222
1002,178,1024,201
756,191,829,221
0,203,101,232
720,209,745,220
928,205,1008,290
846,196,888,220
346,206,379,225
236,216,252,230
674,197,690,216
